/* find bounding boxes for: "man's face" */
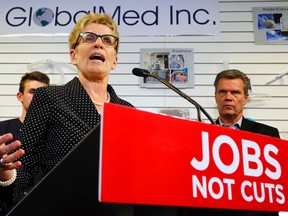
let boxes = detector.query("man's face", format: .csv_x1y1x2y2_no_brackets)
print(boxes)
215,78,249,122
17,80,48,111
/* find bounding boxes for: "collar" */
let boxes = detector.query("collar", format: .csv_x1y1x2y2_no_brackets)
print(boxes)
219,117,243,129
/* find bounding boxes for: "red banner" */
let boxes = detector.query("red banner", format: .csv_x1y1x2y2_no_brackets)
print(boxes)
99,103,288,212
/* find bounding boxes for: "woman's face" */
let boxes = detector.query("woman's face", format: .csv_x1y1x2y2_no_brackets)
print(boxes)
70,23,118,81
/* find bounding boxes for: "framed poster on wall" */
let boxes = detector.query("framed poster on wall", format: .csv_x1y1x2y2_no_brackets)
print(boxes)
253,7,288,45
139,48,194,88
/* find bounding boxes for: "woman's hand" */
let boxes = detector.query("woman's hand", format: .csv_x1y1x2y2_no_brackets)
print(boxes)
0,133,25,181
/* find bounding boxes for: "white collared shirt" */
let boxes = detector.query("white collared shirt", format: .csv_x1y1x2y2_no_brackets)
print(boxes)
219,117,242,130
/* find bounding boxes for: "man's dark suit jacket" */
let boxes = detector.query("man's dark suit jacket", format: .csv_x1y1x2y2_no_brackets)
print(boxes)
180,116,280,216
217,117,280,138
0,118,22,144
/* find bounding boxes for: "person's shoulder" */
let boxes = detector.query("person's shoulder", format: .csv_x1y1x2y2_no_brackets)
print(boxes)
44,77,78,92
0,118,20,132
37,84,64,92
247,118,277,130
243,117,280,138
119,99,134,108
0,119,9,129
0,118,19,125
31,78,79,106
34,81,71,96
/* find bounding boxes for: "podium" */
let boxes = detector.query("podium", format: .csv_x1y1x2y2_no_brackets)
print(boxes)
99,104,288,213
7,103,288,215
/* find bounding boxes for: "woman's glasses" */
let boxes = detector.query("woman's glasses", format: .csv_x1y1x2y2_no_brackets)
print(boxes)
74,32,118,49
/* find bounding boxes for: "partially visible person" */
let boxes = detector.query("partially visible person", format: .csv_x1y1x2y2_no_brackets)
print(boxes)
180,69,280,216
0,13,133,215
213,69,280,216
0,71,50,144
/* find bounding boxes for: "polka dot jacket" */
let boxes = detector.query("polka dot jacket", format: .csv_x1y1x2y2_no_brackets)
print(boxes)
9,77,134,202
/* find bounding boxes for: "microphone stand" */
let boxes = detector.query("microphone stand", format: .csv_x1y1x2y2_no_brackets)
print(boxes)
133,69,216,124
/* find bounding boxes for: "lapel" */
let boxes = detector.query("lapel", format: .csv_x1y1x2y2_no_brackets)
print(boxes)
64,77,100,129
239,117,254,132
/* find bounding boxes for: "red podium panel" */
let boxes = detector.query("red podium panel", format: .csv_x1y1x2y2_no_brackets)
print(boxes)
99,103,288,212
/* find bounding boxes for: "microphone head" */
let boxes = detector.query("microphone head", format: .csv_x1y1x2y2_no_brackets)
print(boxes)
132,68,151,78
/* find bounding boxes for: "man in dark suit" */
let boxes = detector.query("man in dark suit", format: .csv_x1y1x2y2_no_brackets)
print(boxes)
214,69,280,216
179,70,281,216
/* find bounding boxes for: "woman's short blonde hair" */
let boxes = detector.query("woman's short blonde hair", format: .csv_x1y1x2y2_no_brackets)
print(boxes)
214,69,251,95
68,13,119,53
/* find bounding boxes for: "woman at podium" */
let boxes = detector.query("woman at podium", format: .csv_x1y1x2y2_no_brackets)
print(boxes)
0,13,133,215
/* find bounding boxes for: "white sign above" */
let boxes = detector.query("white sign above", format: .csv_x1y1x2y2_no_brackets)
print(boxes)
0,0,220,36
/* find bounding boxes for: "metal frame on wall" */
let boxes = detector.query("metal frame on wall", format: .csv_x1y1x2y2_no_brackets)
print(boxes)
139,48,194,88
253,7,288,45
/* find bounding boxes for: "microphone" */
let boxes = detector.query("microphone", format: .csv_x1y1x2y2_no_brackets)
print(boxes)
132,68,216,124
132,68,151,78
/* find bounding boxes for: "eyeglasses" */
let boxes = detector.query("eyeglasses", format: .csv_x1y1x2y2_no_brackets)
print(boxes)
74,32,118,49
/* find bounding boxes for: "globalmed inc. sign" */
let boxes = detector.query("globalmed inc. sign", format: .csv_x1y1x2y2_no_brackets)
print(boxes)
0,0,220,36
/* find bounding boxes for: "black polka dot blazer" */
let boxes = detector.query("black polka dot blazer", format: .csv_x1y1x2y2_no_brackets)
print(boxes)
14,77,134,200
